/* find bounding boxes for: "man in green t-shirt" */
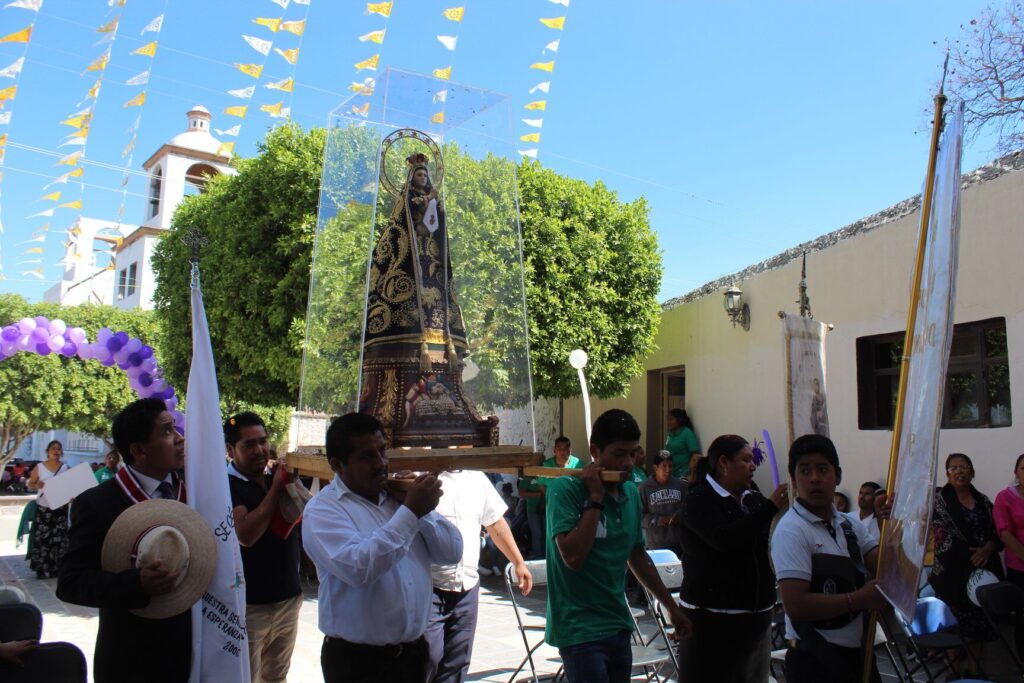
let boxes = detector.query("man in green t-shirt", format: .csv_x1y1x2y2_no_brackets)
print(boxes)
93,450,120,484
518,436,579,559
546,410,691,682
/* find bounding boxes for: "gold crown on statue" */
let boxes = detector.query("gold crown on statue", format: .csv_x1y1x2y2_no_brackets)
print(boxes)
406,152,429,167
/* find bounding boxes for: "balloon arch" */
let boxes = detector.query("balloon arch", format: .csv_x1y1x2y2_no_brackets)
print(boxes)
0,315,184,432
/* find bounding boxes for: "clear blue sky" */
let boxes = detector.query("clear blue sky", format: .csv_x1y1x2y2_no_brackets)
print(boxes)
0,0,999,302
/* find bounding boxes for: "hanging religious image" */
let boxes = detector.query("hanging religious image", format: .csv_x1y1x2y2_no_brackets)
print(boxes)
782,313,830,442
359,128,498,447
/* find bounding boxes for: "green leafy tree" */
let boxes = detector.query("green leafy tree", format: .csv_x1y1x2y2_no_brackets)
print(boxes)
0,295,159,466
152,123,661,417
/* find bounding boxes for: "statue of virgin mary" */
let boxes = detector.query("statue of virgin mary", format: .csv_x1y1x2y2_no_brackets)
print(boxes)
359,140,498,447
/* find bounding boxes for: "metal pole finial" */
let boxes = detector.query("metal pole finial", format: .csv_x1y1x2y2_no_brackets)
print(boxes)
181,229,208,289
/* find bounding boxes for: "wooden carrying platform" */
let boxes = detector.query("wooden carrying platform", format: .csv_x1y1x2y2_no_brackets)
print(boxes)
287,445,544,481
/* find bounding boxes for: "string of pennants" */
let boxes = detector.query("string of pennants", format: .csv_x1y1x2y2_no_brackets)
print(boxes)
347,1,394,118
519,0,569,159
428,5,465,126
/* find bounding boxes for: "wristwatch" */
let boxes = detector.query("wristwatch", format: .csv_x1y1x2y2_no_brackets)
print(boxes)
582,499,604,513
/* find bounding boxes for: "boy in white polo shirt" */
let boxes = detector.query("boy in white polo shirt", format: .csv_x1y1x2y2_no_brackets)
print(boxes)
771,434,889,683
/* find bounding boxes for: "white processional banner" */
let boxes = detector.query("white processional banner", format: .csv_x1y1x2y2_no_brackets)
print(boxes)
878,103,964,623
782,313,830,443
186,280,250,682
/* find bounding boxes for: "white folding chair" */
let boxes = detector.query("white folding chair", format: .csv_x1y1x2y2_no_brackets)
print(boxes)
634,549,682,678
504,559,559,683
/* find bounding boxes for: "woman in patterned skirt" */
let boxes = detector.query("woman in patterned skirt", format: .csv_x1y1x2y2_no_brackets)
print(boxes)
26,440,70,578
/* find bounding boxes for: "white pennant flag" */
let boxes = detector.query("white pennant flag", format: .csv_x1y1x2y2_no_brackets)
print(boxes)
0,111,11,125
522,118,544,128
518,148,538,158
21,270,45,279
0,57,25,79
529,81,551,94
18,259,43,265
227,85,255,99
186,268,251,683
544,39,560,53
242,35,272,56
59,137,88,148
293,0,309,4
215,125,241,137
28,208,55,218
548,0,570,6
125,69,150,86
141,14,164,34
270,0,290,7
4,0,43,10
437,35,457,50
432,89,448,103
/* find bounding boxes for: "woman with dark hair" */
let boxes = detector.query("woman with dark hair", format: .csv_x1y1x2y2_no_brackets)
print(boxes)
930,452,1003,674
25,440,70,578
677,434,789,682
663,408,702,479
993,453,1024,657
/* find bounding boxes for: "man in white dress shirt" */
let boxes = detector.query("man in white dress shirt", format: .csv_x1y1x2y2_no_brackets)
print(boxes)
426,470,532,683
302,413,463,683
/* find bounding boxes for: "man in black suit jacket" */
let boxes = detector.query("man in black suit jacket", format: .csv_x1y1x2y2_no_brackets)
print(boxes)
57,398,191,683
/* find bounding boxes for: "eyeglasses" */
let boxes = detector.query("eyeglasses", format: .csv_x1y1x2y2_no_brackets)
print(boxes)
946,465,971,473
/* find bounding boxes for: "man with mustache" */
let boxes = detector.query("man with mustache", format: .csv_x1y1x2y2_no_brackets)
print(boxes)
303,412,463,683
226,412,303,683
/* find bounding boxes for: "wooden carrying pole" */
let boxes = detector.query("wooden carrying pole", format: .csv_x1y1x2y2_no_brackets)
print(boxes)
861,88,947,682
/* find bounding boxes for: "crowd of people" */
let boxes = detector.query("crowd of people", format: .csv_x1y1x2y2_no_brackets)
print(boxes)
6,398,1024,682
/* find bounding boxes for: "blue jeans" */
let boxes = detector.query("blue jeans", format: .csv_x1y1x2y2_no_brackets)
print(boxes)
424,584,479,683
526,507,546,559
558,630,632,683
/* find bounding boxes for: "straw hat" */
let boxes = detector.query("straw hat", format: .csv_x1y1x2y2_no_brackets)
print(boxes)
101,499,216,619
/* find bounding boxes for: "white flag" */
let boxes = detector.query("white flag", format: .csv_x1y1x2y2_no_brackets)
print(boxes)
21,270,44,279
548,0,570,6
544,39,560,53
522,118,543,128
28,208,55,218
0,57,24,79
215,125,241,137
227,85,255,99
242,35,272,56
95,31,116,46
4,0,42,10
432,89,448,103
529,81,551,94
518,148,538,158
60,136,87,148
270,0,290,7
186,276,250,683
125,69,150,86
437,35,457,50
141,14,164,34
293,0,309,5
0,111,10,125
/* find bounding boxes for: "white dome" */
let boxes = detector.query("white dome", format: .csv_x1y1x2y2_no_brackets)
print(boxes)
167,129,225,156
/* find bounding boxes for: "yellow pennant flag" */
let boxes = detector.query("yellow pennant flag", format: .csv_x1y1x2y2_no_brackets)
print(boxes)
260,101,283,117
355,54,379,71
524,100,547,111
85,79,101,100
274,47,299,64
540,16,566,30
132,41,158,57
520,132,540,143
224,105,248,118
0,133,6,146
58,151,82,166
217,142,235,157
349,79,375,95
67,127,90,139
366,1,392,17
530,61,555,72
359,29,385,43
430,111,445,124
433,66,451,80
96,18,119,34
0,85,16,103
85,51,110,73
123,92,146,108
40,192,61,201
58,199,83,210
0,26,32,44
61,113,91,129
252,17,282,32
350,102,370,115
266,77,294,93
281,19,305,36
235,63,264,79
25,247,44,254
443,6,464,21
67,166,84,179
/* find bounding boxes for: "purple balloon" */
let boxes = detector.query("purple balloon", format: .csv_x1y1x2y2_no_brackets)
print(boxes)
61,341,77,357
117,361,132,370
97,327,113,344
1,326,18,342
127,352,142,366
16,318,36,335
106,336,124,352
35,343,51,356
1,341,15,356
31,327,49,343
102,357,116,367
114,331,129,346
33,316,49,329
139,345,153,359
139,373,153,387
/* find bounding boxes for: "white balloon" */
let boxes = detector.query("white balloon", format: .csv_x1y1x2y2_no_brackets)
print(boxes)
568,349,588,369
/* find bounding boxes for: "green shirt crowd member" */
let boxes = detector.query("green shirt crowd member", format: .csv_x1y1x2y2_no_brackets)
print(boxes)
664,408,701,479
93,451,120,484
518,438,580,514
545,409,691,683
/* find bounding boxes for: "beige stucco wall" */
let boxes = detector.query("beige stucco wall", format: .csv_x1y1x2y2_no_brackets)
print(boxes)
563,164,1024,502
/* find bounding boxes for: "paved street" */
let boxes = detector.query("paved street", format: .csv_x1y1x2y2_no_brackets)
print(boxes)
0,501,662,682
